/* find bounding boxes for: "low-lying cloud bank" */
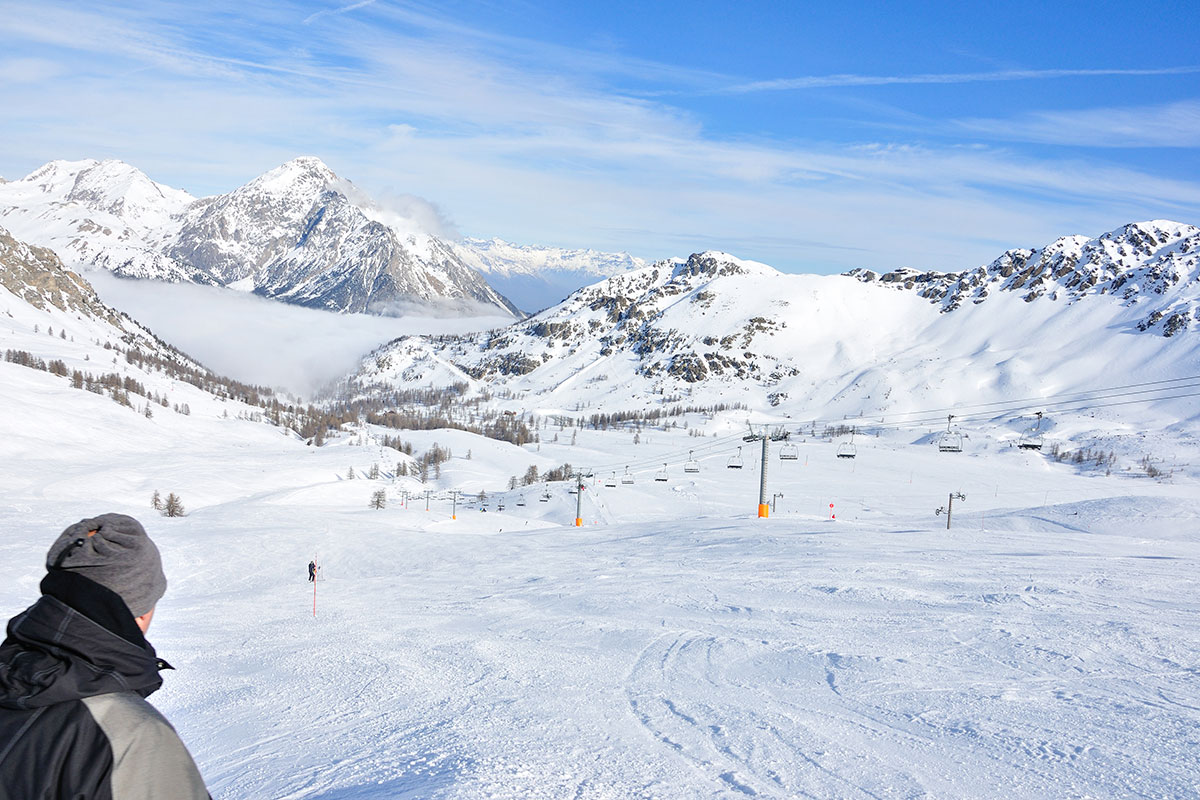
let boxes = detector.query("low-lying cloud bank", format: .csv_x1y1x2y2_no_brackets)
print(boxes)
88,273,511,397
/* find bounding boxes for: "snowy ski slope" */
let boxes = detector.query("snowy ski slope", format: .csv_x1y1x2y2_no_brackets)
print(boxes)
2,354,1198,797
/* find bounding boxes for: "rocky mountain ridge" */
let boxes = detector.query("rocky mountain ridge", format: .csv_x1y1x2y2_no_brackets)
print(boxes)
848,220,1200,336
0,225,122,325
0,158,522,316
343,250,873,411
343,225,1200,423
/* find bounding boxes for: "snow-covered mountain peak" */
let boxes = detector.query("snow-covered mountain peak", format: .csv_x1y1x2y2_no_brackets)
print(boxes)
19,158,101,194
64,159,194,231
1104,219,1197,243
0,159,209,284
165,158,348,285
160,158,520,315
242,156,338,200
3,158,194,235
670,251,778,281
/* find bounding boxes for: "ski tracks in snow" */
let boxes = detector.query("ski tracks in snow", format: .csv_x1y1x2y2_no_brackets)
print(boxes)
624,631,906,799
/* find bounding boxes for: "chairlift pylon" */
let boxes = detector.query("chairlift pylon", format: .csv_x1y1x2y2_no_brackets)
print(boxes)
727,446,744,469
684,450,700,473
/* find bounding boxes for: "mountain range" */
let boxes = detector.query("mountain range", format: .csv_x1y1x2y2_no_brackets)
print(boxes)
2,154,1198,455
344,222,1200,440
450,238,647,316
0,158,645,317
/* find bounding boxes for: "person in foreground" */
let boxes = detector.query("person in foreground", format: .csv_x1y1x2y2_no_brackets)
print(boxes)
0,513,210,799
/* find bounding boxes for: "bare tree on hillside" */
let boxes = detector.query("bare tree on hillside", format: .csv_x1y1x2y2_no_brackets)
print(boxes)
162,493,185,517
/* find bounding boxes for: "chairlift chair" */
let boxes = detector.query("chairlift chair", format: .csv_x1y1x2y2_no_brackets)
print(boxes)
939,432,964,453
1018,412,1045,450
654,463,669,482
837,427,857,459
539,491,550,503
779,442,799,461
938,414,963,453
621,467,635,485
605,472,618,488
684,451,700,473
727,446,744,469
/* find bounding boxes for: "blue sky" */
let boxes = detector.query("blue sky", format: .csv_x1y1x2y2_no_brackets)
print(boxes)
1,0,1198,273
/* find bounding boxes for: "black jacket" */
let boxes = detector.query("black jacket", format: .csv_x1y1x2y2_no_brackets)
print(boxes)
0,571,209,799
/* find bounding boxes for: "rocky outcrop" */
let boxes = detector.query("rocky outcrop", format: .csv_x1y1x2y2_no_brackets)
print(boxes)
0,226,121,325
848,221,1200,336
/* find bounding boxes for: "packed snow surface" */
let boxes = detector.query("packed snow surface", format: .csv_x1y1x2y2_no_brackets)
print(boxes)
2,357,1198,798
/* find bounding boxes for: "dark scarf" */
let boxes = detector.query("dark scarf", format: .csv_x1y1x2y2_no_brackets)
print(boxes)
0,571,170,710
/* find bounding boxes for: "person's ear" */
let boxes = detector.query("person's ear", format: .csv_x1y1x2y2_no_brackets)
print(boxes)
134,606,155,633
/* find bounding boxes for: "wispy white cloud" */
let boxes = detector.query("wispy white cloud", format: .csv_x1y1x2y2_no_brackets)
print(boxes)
1,1,1197,275
0,57,65,83
331,177,460,239
303,0,376,26
956,100,1200,148
720,66,1200,94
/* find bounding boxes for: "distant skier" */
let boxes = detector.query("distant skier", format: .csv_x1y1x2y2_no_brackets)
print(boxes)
308,560,316,582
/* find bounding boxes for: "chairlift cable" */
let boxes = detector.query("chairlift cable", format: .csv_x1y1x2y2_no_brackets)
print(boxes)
583,380,1200,475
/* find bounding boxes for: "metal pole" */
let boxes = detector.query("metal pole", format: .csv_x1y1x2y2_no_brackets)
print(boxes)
425,490,430,511
758,434,769,518
943,492,965,529
452,490,457,520
575,472,584,527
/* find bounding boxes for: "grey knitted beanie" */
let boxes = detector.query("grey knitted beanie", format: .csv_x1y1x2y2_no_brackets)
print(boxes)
46,513,167,618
